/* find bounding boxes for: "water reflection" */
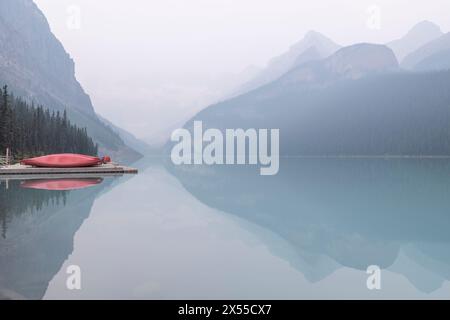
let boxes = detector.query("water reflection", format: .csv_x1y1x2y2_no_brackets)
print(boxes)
0,180,68,239
167,158,450,294
2,158,450,299
20,178,104,191
0,175,117,299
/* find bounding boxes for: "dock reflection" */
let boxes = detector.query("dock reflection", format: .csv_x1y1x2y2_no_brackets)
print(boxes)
20,178,104,191
1,172,124,191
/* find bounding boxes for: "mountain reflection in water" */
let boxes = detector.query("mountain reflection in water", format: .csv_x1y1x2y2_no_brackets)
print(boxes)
2,158,450,299
167,158,450,294
0,176,114,299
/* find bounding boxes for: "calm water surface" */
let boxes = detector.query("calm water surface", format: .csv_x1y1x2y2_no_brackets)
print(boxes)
1,158,450,299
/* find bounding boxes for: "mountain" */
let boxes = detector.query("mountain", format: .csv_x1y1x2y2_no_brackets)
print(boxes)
178,44,450,156
387,21,443,62
0,0,141,162
277,43,398,87
232,31,341,96
402,33,450,71
413,49,450,72
97,114,152,155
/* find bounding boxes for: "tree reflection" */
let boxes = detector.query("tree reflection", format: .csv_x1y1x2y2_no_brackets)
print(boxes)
0,180,68,239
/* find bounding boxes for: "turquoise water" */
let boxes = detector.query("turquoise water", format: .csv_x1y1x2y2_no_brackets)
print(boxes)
1,158,450,299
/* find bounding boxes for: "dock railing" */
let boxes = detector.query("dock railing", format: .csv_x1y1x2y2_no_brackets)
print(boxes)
0,156,8,167
0,148,12,167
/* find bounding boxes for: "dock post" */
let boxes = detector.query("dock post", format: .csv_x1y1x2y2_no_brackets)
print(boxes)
6,148,10,166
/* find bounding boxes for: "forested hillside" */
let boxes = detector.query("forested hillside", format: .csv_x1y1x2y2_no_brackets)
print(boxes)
0,86,98,160
184,70,450,156
0,0,143,161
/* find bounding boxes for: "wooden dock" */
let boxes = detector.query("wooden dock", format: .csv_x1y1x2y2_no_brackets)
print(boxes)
0,163,138,176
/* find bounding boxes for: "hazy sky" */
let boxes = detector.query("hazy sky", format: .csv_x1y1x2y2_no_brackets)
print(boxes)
34,0,450,145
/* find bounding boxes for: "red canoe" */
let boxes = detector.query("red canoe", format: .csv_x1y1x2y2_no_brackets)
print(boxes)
20,154,111,168
21,178,104,191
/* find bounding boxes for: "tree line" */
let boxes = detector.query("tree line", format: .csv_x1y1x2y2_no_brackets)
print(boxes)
0,85,98,160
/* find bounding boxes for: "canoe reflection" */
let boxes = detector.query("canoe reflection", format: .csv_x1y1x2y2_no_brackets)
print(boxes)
20,177,104,191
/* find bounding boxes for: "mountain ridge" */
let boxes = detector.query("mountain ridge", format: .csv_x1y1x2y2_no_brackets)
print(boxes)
241,43,399,93
387,20,443,62
0,0,142,162
232,30,341,96
402,32,450,70
175,43,450,157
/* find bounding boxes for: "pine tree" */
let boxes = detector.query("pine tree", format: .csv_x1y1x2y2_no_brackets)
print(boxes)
0,85,12,153
0,85,98,160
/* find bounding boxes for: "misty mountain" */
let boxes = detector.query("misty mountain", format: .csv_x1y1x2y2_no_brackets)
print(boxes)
181,43,450,156
276,43,398,87
402,33,450,71
387,21,443,62
413,49,450,72
232,31,341,96
97,114,152,155
0,0,141,162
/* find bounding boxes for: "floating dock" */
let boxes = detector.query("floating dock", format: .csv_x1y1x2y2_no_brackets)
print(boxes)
0,163,138,176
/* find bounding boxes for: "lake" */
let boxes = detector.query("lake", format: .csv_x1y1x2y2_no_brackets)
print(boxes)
1,157,450,299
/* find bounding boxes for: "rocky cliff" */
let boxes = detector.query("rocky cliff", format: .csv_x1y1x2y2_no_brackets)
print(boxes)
0,0,141,162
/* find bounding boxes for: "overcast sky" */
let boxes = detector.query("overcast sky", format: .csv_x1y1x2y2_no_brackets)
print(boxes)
34,0,450,145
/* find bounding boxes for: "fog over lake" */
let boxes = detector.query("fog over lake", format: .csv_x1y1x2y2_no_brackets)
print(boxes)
34,0,450,146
